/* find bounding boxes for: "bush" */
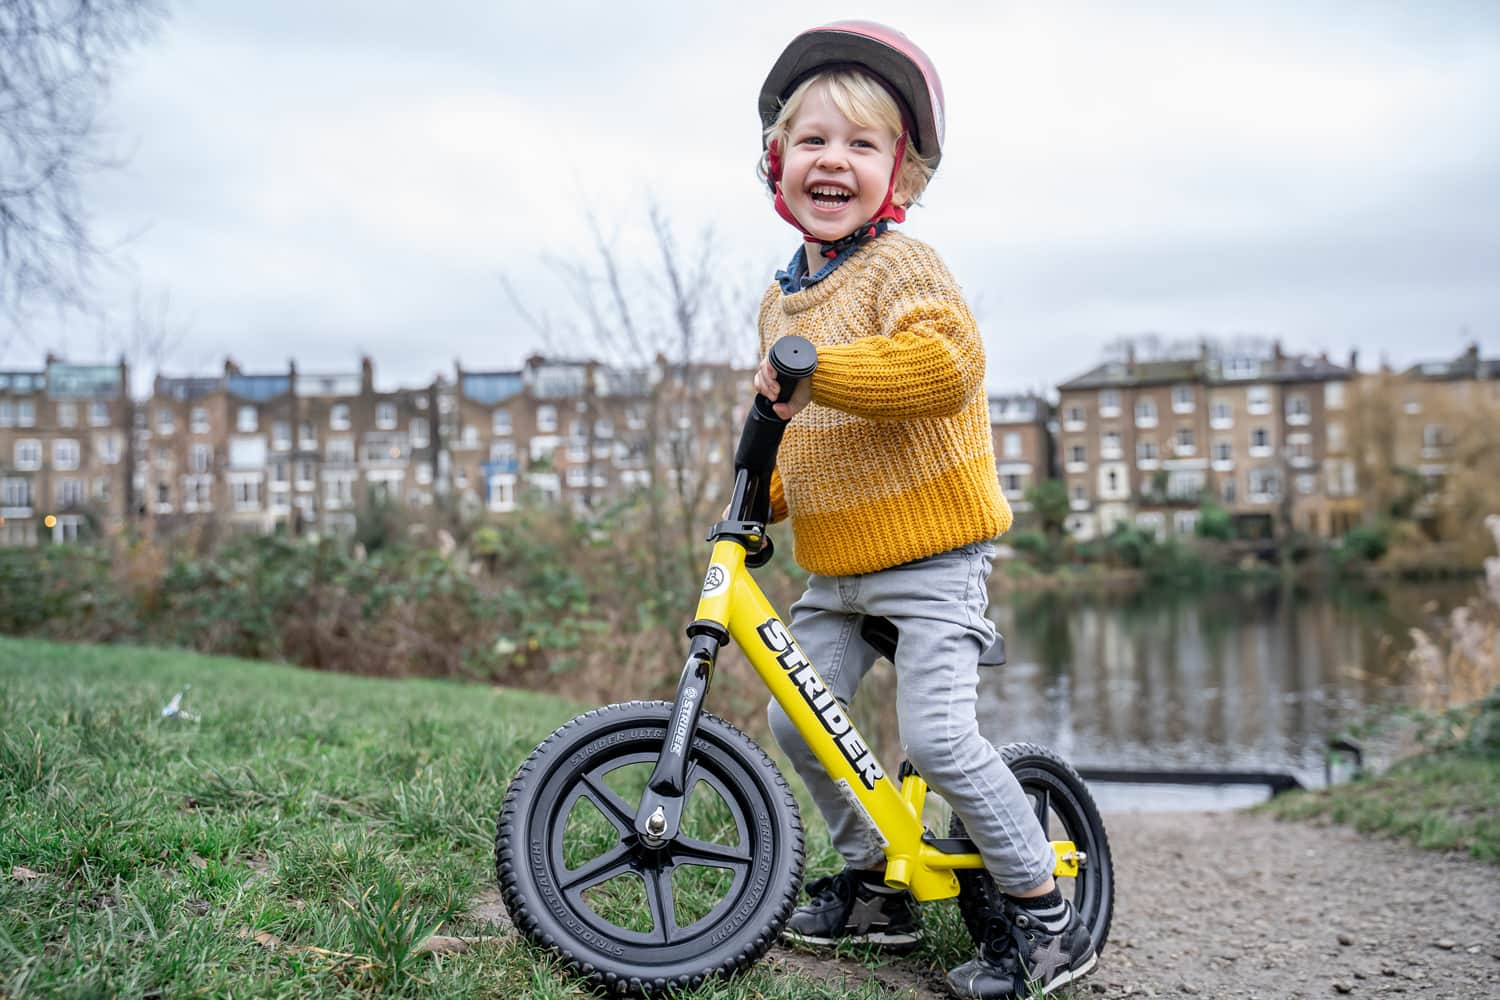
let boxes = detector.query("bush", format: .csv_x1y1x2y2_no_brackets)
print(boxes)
1341,522,1390,562
1196,502,1235,541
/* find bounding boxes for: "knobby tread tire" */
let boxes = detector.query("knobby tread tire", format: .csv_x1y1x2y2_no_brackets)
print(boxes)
496,701,804,996
950,741,1115,955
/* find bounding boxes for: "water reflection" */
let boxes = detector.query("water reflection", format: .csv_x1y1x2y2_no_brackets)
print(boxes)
847,579,1477,807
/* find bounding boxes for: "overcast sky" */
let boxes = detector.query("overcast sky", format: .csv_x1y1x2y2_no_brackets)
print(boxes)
4,0,1497,395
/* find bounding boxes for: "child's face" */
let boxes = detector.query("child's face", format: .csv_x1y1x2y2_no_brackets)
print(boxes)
779,85,901,243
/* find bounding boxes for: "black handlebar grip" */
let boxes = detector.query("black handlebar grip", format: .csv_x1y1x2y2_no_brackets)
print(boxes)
768,336,817,404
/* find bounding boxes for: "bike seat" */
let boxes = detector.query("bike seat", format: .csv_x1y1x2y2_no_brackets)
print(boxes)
858,615,1006,667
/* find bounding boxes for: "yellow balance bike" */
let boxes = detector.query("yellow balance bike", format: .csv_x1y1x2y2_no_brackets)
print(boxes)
496,337,1113,995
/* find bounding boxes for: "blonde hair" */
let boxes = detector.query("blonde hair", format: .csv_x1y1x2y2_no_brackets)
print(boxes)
759,68,937,206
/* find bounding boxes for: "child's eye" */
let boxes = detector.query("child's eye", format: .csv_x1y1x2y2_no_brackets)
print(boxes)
797,135,824,146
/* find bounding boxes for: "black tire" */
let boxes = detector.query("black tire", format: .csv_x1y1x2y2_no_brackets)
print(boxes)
496,701,804,996
949,742,1114,955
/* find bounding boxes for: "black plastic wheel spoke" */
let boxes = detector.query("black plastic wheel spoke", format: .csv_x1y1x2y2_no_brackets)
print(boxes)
558,845,636,893
673,836,752,869
1032,787,1051,837
579,771,639,834
644,866,680,945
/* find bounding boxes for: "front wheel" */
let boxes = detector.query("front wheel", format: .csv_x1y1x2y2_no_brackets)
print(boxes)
950,742,1114,955
496,701,804,996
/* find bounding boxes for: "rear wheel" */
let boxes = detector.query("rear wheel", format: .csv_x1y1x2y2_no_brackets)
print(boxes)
496,701,804,996
949,742,1114,954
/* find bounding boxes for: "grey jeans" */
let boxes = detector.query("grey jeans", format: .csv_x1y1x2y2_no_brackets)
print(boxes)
766,541,1055,893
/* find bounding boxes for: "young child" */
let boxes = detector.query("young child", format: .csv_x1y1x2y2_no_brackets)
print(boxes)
751,21,1096,1000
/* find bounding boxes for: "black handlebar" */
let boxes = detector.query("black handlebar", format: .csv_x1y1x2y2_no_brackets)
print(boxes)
728,337,818,550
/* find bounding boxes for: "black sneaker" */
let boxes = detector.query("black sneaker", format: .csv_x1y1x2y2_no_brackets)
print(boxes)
946,899,1096,999
782,869,921,950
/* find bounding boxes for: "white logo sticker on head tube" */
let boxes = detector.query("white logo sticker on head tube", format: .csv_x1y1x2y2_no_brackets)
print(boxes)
701,564,729,597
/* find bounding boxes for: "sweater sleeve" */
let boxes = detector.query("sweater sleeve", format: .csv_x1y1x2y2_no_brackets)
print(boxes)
768,468,789,523
808,243,986,420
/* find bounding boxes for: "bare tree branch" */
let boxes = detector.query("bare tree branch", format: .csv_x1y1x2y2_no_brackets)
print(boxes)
0,0,165,321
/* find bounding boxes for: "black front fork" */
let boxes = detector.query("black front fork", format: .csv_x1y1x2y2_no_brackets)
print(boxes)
634,622,729,846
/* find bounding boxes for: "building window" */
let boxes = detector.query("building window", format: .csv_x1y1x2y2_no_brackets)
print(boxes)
189,444,213,474
1134,399,1157,427
460,424,479,448
1248,468,1281,501
97,432,121,465
1325,381,1346,410
1246,385,1271,415
16,400,34,427
1063,404,1085,429
191,407,210,434
326,438,355,466
295,461,314,487
1098,390,1121,418
1,477,32,507
1001,473,1024,496
1068,444,1086,467
272,421,292,450
90,401,110,427
1422,424,1449,454
237,405,258,432
409,417,429,447
12,440,40,471
1137,440,1158,465
56,478,84,507
1250,427,1272,456
594,417,614,439
157,409,175,435
53,439,80,471
492,409,512,435
231,477,262,510
0,400,12,427
1286,394,1310,424
329,404,350,430
1101,431,1122,459
1213,441,1232,465
1296,474,1318,495
1173,428,1195,455
376,402,396,429
536,405,558,434
1327,421,1345,452
1171,385,1195,413
1002,431,1022,459
1222,478,1237,504
57,402,77,427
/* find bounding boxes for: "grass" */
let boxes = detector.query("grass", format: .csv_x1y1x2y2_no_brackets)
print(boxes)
1260,751,1500,863
0,636,1084,998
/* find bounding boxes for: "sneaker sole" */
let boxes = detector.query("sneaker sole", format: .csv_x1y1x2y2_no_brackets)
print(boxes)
782,928,922,952
1039,952,1097,995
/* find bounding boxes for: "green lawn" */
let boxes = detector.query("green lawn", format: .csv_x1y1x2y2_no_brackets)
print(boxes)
1260,751,1500,863
0,637,997,998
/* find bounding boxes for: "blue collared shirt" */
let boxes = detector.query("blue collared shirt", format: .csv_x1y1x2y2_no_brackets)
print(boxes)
774,222,891,294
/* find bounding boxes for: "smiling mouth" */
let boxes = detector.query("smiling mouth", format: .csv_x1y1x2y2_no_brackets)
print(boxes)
809,186,854,210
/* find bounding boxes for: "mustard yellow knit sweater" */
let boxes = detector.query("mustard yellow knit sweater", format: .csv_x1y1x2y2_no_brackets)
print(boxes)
760,231,1011,576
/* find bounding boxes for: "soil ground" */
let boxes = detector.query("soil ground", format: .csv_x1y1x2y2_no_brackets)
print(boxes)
476,810,1500,999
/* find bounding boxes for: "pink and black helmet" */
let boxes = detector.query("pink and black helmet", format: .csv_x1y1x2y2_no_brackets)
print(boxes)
759,20,947,169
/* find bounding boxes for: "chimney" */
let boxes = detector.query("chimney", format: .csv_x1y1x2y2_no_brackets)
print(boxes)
224,357,241,377
1272,340,1284,363
360,355,374,394
1348,349,1359,371
1465,341,1480,366
1125,344,1136,374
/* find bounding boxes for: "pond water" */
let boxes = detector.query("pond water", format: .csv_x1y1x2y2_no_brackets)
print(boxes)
849,577,1482,811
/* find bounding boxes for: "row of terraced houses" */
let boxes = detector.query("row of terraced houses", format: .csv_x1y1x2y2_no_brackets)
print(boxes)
0,342,1493,546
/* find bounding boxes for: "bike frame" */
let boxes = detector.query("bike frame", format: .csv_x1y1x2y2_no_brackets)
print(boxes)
631,468,1079,904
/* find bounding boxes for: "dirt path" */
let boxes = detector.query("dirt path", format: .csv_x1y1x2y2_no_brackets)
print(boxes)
475,811,1500,998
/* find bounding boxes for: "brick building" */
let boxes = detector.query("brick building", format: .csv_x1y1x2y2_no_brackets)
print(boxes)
0,357,130,545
